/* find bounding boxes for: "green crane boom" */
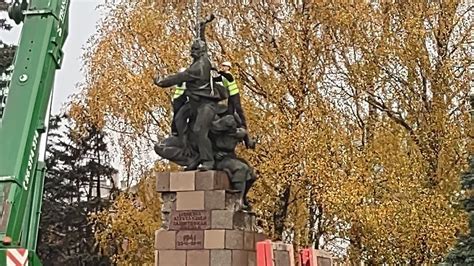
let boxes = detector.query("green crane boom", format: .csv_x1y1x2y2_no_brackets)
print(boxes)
0,0,70,264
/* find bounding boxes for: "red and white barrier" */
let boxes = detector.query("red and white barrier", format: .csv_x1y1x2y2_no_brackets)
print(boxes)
6,248,28,266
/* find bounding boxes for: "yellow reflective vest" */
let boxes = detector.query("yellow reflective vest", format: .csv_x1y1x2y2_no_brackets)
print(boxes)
222,75,239,96
173,83,186,99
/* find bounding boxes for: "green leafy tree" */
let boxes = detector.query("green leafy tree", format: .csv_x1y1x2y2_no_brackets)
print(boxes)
0,0,16,117
38,115,118,265
447,95,474,264
0,0,15,74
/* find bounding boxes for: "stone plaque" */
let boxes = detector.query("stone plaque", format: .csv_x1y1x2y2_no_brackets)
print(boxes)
317,257,332,266
170,210,211,230
176,230,204,250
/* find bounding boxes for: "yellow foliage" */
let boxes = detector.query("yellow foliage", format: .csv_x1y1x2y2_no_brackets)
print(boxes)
91,170,161,264
75,1,472,264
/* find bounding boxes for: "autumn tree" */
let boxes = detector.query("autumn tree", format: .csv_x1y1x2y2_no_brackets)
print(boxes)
315,1,472,263
71,1,472,264
91,169,162,265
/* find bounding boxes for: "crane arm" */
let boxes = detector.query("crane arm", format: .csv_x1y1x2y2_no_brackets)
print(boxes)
0,0,70,264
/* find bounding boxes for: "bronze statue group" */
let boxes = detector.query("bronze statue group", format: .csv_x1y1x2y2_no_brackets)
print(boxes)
153,15,256,211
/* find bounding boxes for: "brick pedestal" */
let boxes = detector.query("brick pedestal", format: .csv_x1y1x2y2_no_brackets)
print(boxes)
155,171,265,266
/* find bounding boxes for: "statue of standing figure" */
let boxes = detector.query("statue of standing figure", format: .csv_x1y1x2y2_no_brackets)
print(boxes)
153,15,256,211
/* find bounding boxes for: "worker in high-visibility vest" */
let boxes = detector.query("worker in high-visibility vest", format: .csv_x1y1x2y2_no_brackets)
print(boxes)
171,67,188,136
215,61,255,149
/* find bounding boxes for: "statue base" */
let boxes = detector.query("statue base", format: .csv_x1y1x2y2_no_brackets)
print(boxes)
155,170,266,266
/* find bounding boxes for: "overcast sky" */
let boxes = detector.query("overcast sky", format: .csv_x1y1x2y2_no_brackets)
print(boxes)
1,0,106,114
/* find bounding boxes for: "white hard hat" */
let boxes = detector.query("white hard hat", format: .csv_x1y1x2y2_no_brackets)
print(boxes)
221,61,232,68
179,67,186,72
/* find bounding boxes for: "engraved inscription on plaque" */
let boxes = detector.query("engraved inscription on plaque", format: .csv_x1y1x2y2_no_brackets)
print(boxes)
170,210,210,230
176,230,204,250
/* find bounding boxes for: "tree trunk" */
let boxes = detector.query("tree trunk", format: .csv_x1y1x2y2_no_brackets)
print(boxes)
96,138,101,205
307,189,324,249
273,185,291,241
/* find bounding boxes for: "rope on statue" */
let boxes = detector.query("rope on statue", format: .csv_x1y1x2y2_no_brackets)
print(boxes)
194,0,202,40
191,0,218,97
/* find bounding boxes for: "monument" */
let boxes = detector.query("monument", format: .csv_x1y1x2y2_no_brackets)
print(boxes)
153,15,256,211
152,14,263,266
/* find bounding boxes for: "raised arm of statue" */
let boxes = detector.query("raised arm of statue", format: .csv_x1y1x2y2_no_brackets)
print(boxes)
154,69,198,88
197,14,215,43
